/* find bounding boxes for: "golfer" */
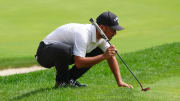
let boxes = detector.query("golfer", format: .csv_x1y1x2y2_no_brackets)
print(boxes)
35,11,133,88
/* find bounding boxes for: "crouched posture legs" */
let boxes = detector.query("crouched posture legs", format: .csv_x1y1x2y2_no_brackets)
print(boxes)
55,47,103,88
35,41,103,87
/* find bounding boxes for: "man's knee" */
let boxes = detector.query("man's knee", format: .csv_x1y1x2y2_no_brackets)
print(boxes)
86,48,103,57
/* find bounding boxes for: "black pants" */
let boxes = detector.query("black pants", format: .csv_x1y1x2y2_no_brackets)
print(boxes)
35,41,103,82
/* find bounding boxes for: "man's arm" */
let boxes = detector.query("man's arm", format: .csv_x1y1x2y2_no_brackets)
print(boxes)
74,45,116,68
74,54,105,68
107,56,133,88
74,45,133,88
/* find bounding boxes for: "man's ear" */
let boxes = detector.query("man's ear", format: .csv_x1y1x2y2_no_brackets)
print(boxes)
99,25,105,30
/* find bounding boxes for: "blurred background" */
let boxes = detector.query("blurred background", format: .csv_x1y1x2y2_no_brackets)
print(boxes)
0,0,180,69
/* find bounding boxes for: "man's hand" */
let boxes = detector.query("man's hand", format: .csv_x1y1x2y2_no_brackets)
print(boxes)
103,45,117,59
105,46,133,89
118,82,133,88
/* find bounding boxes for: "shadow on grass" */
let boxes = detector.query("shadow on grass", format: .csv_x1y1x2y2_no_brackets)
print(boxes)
8,87,57,101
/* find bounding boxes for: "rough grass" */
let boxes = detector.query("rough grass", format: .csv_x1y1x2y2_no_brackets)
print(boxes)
0,42,179,101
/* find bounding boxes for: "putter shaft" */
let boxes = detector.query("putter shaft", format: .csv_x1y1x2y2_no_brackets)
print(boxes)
107,32,144,89
90,18,145,90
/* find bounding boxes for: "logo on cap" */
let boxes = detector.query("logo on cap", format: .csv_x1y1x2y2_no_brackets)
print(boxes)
114,17,118,23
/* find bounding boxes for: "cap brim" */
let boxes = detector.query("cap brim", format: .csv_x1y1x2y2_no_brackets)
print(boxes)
111,25,124,31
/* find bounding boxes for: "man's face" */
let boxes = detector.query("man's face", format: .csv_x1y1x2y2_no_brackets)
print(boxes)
103,26,116,40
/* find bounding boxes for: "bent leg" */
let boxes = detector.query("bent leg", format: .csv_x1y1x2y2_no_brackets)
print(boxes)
69,47,103,80
36,41,74,82
47,42,74,82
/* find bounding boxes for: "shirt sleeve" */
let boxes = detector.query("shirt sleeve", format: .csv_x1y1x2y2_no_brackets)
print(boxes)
73,32,88,57
98,39,110,52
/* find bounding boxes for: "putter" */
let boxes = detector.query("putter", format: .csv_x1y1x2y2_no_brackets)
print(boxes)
89,18,150,91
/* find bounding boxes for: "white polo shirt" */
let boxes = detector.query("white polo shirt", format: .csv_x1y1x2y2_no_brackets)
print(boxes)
43,23,110,57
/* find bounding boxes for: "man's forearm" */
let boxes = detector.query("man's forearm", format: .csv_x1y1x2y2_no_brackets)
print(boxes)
107,56,123,85
74,54,105,68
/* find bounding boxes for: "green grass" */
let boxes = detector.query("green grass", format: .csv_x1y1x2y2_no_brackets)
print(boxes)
0,57,37,70
0,42,180,101
0,0,180,69
0,0,180,100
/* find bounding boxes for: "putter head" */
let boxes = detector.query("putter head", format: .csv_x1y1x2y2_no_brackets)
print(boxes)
142,87,150,92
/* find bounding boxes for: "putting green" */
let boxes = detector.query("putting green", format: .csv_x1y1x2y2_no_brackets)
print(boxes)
136,76,180,101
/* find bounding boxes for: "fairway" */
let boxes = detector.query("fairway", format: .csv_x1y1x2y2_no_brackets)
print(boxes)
0,0,180,69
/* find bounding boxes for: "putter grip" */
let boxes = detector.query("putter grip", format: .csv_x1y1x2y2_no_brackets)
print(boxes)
89,18,109,41
89,18,100,32
89,18,94,23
